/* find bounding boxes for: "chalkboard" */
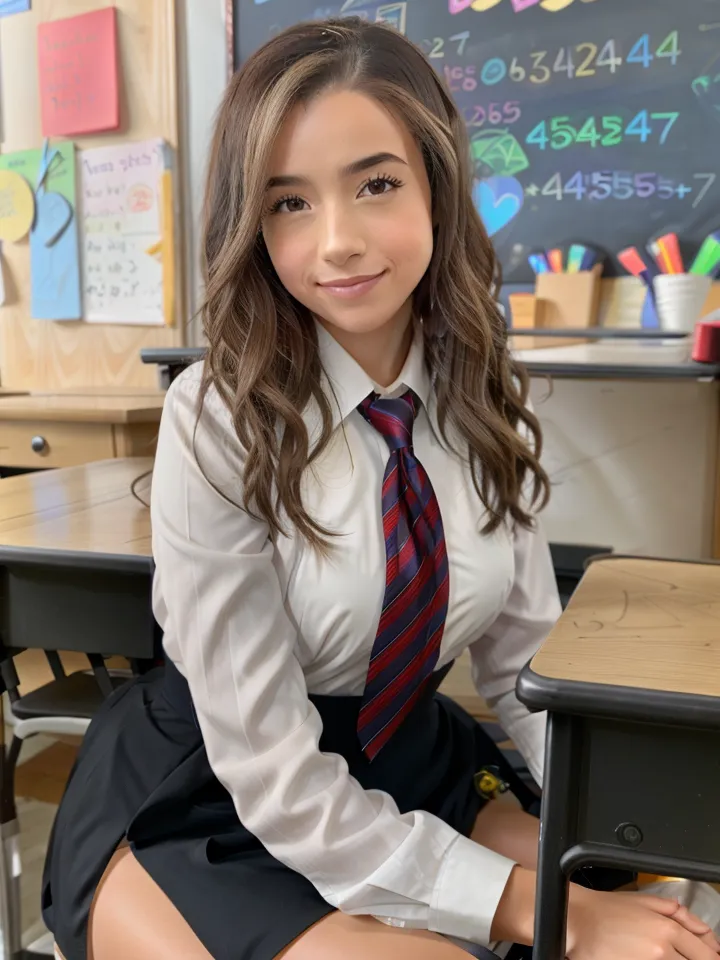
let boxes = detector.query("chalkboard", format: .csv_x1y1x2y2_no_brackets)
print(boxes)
235,0,720,282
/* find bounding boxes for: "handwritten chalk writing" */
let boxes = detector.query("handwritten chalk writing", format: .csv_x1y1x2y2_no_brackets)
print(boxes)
693,173,716,209
481,58,507,85
627,31,681,68
525,111,679,150
421,32,471,58
525,170,693,201
449,0,600,14
525,171,713,204
443,65,478,92
461,101,522,127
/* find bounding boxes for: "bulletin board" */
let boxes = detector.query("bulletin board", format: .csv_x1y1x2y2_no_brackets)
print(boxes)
0,0,184,392
234,0,720,284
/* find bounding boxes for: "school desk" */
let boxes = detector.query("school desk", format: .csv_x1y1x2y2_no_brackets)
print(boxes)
0,458,511,724
517,555,720,960
0,392,164,472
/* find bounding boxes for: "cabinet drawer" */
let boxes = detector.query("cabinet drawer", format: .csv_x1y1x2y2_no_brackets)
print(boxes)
0,420,116,468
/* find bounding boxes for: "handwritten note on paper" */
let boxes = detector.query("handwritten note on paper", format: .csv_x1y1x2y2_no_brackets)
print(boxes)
37,7,119,137
80,139,168,326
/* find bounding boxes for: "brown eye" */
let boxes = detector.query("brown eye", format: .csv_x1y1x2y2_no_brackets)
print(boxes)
366,178,390,196
270,195,308,215
358,175,403,199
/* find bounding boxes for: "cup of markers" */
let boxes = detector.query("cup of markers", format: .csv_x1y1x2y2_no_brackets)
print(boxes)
618,231,719,334
528,243,602,275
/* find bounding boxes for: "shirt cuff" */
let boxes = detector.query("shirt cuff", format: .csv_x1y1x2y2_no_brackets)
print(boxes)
429,833,517,945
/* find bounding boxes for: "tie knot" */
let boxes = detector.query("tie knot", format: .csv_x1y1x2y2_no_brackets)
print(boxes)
358,390,418,451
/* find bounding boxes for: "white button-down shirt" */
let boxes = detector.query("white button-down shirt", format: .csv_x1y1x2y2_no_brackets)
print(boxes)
151,323,561,948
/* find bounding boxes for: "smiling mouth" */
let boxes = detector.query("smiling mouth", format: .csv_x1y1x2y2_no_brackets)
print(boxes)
317,271,387,299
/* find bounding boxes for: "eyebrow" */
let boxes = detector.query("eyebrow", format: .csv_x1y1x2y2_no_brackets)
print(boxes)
265,152,408,190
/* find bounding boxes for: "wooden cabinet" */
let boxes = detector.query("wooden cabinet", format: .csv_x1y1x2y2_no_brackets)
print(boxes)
0,393,164,470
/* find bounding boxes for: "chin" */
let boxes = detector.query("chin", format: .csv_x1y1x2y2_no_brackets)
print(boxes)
311,297,414,338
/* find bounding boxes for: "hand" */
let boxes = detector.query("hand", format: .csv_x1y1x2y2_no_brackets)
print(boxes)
567,886,720,960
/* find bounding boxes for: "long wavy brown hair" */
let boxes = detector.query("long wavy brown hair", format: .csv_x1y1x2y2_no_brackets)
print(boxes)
199,17,549,549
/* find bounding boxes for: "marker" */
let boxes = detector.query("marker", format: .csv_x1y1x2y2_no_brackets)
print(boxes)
690,231,720,275
580,246,601,271
618,246,654,289
528,252,551,274
656,232,684,274
647,240,670,275
566,244,587,274
547,248,564,273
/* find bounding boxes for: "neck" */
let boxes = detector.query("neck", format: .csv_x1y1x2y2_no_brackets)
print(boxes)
319,303,414,387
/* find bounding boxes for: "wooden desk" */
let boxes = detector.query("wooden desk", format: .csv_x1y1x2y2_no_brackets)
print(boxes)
0,458,153,555
518,556,720,960
0,460,499,719
0,459,155,673
0,394,164,471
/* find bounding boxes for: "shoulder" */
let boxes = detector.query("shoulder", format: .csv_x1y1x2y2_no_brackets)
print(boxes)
157,362,247,493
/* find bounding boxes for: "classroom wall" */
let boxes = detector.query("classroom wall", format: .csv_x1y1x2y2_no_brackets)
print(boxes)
0,0,186,391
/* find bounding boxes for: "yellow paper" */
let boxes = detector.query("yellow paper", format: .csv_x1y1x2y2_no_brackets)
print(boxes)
160,170,175,327
0,169,35,242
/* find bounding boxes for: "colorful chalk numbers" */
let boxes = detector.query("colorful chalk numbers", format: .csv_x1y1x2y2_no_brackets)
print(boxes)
525,171,716,206
525,112,680,151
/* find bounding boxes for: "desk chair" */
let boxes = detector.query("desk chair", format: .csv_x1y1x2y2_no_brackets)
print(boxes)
0,546,157,960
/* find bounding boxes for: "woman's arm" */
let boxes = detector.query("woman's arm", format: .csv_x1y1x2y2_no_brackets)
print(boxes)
150,369,519,948
468,517,561,786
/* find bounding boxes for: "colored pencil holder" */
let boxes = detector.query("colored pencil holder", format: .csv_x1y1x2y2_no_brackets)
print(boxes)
653,275,713,334
508,293,547,350
534,265,603,346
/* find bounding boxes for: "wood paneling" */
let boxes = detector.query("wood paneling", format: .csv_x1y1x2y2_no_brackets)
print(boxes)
0,0,185,392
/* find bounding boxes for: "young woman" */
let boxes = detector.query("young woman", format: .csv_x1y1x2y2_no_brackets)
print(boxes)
43,18,720,960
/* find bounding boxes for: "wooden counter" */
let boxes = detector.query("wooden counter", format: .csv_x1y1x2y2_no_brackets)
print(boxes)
0,393,164,469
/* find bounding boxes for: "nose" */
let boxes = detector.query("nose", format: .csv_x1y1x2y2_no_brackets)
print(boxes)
318,200,366,266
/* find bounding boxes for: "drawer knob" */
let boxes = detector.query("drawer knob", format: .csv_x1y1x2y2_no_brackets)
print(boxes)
31,435,48,454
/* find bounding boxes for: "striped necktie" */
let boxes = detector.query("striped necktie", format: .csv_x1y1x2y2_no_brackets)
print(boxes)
356,389,450,760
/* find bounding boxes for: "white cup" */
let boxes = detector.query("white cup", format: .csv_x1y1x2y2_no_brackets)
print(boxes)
653,274,713,334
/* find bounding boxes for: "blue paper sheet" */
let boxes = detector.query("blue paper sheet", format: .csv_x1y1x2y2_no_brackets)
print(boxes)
0,141,82,320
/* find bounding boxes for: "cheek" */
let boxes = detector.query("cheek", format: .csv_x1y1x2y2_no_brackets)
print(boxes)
382,214,433,278
263,229,310,293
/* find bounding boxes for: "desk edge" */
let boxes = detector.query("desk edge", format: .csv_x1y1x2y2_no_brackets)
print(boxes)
516,662,720,729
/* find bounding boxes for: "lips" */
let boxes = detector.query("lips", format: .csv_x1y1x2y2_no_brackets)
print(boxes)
317,270,386,299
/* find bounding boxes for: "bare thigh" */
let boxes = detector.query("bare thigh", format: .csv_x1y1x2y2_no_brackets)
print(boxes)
87,846,472,960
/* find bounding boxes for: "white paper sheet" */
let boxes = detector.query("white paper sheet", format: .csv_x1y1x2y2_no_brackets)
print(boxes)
79,138,168,325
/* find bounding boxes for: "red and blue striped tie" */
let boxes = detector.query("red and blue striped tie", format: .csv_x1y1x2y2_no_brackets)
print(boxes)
356,390,450,760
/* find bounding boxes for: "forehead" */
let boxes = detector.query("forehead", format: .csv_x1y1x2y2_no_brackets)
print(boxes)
269,89,417,174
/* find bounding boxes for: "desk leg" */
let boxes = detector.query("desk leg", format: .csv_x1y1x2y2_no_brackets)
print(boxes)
532,714,581,960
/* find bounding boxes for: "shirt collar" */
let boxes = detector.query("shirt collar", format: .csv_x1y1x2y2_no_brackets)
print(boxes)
314,320,432,433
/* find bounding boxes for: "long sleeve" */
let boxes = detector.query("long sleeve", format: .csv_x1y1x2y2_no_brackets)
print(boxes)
150,371,519,947
468,517,562,787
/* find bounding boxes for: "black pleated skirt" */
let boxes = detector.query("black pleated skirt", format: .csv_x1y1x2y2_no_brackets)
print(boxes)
42,659,537,960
